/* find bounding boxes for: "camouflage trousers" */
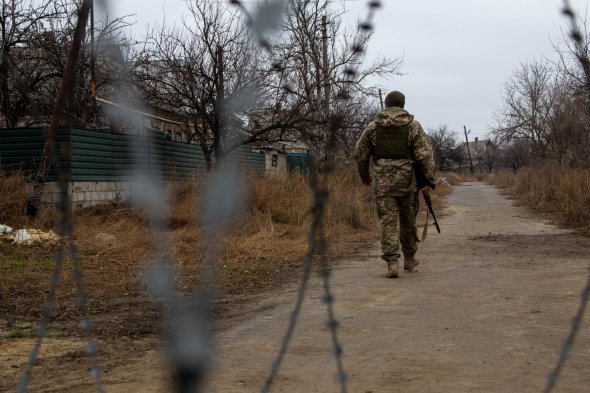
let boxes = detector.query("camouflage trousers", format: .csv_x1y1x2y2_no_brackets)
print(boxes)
375,191,418,262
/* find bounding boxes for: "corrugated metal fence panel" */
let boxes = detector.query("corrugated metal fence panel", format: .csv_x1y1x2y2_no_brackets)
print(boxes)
231,144,266,173
0,128,68,181
69,129,117,181
69,128,208,181
1,128,266,181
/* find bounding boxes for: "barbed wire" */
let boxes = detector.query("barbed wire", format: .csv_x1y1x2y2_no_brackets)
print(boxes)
16,153,104,393
543,3,590,392
13,1,105,390
228,1,382,392
9,0,590,392
561,0,590,95
544,267,590,392
343,0,381,83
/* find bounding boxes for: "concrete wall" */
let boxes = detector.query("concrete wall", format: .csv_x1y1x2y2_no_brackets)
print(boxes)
263,150,288,176
41,181,132,210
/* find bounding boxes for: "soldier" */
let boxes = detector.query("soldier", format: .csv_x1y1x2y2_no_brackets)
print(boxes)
354,90,436,278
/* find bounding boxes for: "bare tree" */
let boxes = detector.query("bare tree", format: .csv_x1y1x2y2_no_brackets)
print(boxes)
268,0,402,158
0,0,135,128
0,0,64,127
493,60,557,159
136,2,282,169
427,125,458,170
473,135,501,173
553,11,590,95
551,12,590,167
35,1,135,127
495,60,590,167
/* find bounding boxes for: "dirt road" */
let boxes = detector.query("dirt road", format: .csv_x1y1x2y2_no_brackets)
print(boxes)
204,182,590,392
4,182,590,392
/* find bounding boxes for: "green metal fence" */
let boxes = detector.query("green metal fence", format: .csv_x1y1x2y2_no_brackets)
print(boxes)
0,128,265,181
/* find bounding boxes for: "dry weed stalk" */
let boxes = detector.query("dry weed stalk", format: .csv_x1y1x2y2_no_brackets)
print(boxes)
488,164,590,231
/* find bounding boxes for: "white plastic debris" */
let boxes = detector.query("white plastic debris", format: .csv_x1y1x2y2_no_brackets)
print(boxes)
2,226,59,247
437,176,454,190
12,229,33,246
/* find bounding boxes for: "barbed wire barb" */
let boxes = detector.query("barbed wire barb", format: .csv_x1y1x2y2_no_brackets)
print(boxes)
543,2,590,392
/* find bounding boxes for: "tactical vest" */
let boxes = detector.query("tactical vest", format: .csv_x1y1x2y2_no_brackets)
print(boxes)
374,124,412,160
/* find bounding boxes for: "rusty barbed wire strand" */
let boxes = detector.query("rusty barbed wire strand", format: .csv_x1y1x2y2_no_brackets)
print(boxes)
17,153,104,393
225,1,383,392
317,4,383,389
69,230,105,391
342,0,381,83
14,1,381,392
543,4,590,392
544,266,590,393
15,0,105,390
260,166,324,393
16,230,66,393
61,169,105,392
561,0,590,97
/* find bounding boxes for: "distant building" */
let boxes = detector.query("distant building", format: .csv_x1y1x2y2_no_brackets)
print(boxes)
458,137,502,174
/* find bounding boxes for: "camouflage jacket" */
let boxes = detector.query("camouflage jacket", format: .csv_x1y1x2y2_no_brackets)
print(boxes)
354,107,436,197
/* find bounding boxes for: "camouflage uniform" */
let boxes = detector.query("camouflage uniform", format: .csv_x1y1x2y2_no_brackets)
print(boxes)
355,106,436,263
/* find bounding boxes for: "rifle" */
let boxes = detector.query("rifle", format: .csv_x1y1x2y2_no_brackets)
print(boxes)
413,164,441,234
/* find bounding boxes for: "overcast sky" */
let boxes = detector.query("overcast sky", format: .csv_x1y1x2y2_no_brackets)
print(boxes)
106,0,588,140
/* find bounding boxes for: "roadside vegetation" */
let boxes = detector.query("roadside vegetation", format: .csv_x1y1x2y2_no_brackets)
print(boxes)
483,5,590,236
0,165,456,337
488,165,590,234
1,167,378,337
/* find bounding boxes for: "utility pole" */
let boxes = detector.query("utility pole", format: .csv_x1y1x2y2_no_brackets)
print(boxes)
378,89,384,109
463,125,475,175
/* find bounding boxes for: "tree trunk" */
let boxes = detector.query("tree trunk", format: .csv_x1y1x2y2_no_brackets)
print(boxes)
0,49,11,127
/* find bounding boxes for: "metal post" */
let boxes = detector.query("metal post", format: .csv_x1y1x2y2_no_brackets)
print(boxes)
464,125,475,175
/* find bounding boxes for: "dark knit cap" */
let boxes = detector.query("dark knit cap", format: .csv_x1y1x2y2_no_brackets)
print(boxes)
384,91,405,108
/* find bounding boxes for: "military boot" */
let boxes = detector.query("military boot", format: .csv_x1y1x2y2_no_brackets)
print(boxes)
403,254,419,272
386,260,399,278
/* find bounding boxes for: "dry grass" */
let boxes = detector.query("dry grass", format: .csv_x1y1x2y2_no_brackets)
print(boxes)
437,171,478,186
0,172,30,229
488,164,590,232
0,167,379,337
0,166,454,340
440,172,465,186
0,172,60,230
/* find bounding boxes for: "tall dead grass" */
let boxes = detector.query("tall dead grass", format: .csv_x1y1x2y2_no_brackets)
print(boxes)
219,166,378,293
488,164,590,231
0,172,59,229
0,172,29,228
1,165,455,336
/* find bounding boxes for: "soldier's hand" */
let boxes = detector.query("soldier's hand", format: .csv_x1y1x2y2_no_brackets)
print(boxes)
362,176,372,186
421,186,432,195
